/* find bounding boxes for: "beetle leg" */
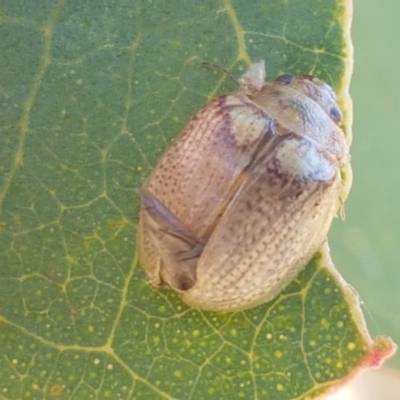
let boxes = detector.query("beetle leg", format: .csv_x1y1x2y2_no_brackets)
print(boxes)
137,188,204,291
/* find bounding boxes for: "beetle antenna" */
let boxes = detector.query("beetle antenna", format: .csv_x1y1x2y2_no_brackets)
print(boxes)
201,61,239,86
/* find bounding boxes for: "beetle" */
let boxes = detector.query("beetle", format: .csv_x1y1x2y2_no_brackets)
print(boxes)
137,61,350,311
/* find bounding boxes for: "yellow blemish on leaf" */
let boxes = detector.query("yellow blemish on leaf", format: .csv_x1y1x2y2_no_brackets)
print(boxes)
321,318,330,329
347,342,356,350
49,385,62,395
66,255,77,264
208,387,216,394
274,350,283,358
83,233,98,247
108,217,127,231
174,370,183,378
153,336,160,345
249,351,258,361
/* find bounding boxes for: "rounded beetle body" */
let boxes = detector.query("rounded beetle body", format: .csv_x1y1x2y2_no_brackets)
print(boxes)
137,61,350,311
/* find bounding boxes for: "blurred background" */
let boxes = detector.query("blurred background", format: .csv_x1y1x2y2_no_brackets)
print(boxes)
328,0,400,397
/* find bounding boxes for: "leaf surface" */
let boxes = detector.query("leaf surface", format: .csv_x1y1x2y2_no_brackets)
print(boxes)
0,1,395,399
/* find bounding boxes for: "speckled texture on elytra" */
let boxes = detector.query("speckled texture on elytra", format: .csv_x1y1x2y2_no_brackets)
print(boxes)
0,0,391,399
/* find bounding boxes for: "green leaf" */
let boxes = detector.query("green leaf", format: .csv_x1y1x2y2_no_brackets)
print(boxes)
0,1,395,399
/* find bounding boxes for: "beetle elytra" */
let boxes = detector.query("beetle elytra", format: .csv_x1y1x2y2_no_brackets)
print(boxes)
137,61,350,311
